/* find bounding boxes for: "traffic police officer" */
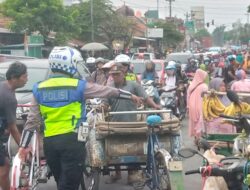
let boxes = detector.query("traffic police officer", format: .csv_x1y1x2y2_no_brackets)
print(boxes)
18,46,142,190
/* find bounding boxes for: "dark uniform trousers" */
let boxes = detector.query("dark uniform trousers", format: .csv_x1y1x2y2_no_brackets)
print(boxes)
44,132,85,190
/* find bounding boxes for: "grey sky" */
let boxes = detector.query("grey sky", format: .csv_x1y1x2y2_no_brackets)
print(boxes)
111,0,250,31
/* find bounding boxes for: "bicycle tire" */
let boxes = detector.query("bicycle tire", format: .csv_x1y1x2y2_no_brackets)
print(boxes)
154,152,171,190
81,167,100,190
178,95,186,119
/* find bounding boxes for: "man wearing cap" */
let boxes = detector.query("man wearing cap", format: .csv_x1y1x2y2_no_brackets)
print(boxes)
103,63,160,122
102,63,161,184
91,57,108,85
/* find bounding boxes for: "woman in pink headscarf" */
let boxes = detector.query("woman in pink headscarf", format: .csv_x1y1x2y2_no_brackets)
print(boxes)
187,69,208,142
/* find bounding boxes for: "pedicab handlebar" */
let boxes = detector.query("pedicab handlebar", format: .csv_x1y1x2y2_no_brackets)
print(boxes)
219,114,250,134
206,91,250,97
108,109,171,115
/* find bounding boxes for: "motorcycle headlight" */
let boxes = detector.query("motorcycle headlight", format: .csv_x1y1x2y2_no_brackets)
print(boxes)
16,103,31,120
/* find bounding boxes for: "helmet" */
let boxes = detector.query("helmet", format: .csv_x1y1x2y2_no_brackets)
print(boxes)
227,55,236,62
165,60,176,70
204,57,210,65
115,54,130,65
175,62,181,69
236,54,243,65
49,46,83,76
86,57,96,64
95,57,105,64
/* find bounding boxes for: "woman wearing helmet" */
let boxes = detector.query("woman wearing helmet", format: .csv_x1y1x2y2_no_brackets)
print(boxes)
114,54,138,82
163,61,177,91
18,47,143,190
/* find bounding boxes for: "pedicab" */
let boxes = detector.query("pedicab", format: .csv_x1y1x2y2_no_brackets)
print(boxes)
8,104,184,190
83,108,184,190
199,91,250,156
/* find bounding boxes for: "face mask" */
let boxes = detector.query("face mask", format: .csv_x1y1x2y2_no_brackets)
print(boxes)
166,70,175,76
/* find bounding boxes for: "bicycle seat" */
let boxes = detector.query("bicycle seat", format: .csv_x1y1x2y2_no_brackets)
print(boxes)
146,115,162,127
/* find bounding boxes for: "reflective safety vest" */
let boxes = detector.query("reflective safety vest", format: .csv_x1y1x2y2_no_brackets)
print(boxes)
33,77,86,137
125,73,137,81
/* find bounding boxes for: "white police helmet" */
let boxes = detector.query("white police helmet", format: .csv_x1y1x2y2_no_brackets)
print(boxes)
49,46,83,76
114,54,130,65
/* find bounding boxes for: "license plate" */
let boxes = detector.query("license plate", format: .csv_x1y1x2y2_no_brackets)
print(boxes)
78,124,89,142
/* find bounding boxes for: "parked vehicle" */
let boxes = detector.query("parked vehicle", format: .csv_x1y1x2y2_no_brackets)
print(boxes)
131,52,155,60
0,54,36,63
165,52,193,71
0,59,90,130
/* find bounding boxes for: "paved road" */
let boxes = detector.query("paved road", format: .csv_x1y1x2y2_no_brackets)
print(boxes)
37,118,203,190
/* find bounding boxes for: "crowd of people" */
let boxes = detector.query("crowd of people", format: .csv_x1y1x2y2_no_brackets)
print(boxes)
1,45,250,190
185,49,250,145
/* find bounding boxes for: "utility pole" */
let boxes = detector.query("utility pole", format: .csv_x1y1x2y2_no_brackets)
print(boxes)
90,0,94,42
166,0,174,18
157,0,159,18
184,12,191,22
184,12,192,50
246,13,250,24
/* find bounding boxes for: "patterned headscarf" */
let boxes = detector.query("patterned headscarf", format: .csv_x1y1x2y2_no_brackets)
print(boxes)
209,77,231,106
235,69,246,80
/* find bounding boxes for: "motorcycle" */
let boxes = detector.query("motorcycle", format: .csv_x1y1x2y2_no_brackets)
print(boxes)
159,87,179,118
159,85,186,120
178,147,249,190
141,79,160,103
181,113,250,190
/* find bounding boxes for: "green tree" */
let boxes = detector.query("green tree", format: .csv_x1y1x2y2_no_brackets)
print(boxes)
72,0,136,49
212,26,225,46
194,29,210,41
224,22,250,45
153,21,184,49
1,0,77,45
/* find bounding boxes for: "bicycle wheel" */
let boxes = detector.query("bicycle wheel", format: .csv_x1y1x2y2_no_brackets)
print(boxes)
10,153,40,190
81,167,100,190
154,151,171,190
11,134,40,190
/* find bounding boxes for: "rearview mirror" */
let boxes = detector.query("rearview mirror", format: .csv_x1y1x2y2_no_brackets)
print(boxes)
178,148,197,158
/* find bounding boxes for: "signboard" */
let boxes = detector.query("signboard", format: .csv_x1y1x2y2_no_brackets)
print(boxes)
146,28,163,38
145,10,159,19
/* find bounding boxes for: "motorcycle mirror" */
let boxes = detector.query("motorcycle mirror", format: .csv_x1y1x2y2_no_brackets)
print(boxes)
178,148,210,166
178,148,197,158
